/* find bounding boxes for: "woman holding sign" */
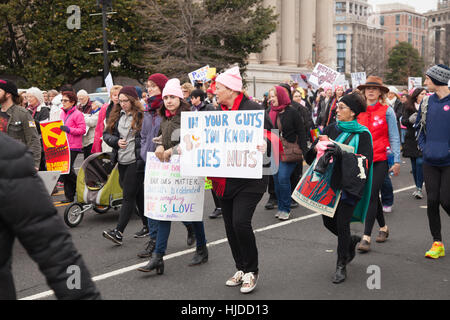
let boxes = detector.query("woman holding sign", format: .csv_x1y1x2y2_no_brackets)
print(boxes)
211,67,270,294
304,93,373,283
138,79,208,274
102,86,148,245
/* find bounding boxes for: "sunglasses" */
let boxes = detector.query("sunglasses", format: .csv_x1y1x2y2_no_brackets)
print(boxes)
61,99,71,102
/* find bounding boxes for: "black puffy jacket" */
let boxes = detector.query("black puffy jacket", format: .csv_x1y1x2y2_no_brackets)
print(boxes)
0,132,101,300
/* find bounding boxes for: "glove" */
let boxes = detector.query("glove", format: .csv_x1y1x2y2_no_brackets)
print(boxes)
326,143,342,161
60,125,70,133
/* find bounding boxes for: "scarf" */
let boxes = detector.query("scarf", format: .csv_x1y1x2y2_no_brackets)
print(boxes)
165,109,176,118
220,93,244,111
26,104,39,118
147,95,163,112
269,86,291,126
335,120,373,223
326,98,338,126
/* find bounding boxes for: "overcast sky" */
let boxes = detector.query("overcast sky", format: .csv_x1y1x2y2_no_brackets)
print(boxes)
368,0,439,13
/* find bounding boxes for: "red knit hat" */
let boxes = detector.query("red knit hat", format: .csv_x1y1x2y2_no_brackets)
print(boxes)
148,73,169,92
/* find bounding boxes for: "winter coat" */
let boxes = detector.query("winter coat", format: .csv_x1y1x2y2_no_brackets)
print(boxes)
60,105,86,150
103,112,144,172
272,104,308,155
82,108,100,148
401,106,422,158
141,108,163,162
0,132,101,300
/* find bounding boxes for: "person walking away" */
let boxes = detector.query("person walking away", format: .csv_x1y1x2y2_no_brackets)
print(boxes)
102,86,148,244
304,93,373,283
0,79,41,170
416,64,450,259
209,67,270,294
26,87,50,171
356,76,401,253
137,79,208,274
59,91,86,203
268,86,307,221
402,88,427,199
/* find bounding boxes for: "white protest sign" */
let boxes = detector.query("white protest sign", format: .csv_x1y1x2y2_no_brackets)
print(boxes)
188,65,210,85
105,73,114,93
144,153,205,222
351,72,366,89
308,63,340,89
291,74,308,89
408,77,422,90
180,110,265,179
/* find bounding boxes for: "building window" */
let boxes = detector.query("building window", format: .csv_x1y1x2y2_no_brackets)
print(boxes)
408,32,412,43
408,15,412,26
380,15,384,25
396,14,401,25
337,34,346,73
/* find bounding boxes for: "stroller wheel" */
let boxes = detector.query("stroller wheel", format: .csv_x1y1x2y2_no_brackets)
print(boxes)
64,203,84,228
93,205,110,214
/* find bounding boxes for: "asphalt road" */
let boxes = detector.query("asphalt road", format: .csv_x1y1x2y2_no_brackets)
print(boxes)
11,156,450,301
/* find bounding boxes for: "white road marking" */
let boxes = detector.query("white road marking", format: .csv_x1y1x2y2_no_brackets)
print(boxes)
20,185,416,300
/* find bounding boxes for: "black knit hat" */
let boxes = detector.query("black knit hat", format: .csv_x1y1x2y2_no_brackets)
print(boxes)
426,64,450,86
0,79,19,97
340,93,367,117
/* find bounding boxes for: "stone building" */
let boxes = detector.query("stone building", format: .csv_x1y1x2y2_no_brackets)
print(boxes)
334,0,385,75
245,0,336,99
425,0,450,67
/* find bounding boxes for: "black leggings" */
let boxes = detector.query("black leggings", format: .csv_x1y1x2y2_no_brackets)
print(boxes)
323,201,356,259
221,192,264,274
62,150,80,201
364,161,388,237
116,163,146,233
423,164,450,242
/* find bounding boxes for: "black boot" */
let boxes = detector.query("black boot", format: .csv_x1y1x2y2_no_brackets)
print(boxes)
347,235,362,264
186,224,196,247
189,245,209,266
137,253,164,274
137,238,156,258
332,258,347,284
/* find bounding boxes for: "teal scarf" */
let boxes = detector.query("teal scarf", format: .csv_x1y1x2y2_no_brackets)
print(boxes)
335,120,373,223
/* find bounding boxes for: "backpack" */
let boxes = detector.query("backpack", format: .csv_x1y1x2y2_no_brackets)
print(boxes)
416,95,430,139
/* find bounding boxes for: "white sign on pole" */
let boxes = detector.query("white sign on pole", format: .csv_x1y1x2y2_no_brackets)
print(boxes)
351,72,367,89
105,73,114,93
308,63,340,89
188,65,210,85
144,153,205,222
408,77,422,90
180,110,265,179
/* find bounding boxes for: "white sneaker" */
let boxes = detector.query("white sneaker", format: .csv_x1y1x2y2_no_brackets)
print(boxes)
275,211,282,218
240,272,258,294
415,189,423,199
278,211,290,220
226,270,245,287
382,206,392,213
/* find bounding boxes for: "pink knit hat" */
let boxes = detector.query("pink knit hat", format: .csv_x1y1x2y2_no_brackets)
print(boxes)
216,66,243,92
162,78,183,99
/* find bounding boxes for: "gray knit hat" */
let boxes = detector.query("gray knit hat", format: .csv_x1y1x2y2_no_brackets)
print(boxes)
426,64,450,86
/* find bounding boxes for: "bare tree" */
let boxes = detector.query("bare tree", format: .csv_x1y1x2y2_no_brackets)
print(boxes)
355,35,386,77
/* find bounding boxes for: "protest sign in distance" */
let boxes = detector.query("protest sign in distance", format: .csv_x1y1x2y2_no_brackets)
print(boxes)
144,153,205,222
408,77,422,90
188,65,210,85
351,72,367,89
308,63,340,89
180,110,265,179
40,120,71,174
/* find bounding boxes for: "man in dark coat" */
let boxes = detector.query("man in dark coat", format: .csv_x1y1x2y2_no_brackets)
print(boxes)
0,132,101,300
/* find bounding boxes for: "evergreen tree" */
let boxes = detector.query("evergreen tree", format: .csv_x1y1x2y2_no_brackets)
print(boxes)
386,42,424,85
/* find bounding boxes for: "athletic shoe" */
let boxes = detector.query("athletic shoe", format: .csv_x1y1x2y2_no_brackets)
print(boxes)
226,270,245,287
425,242,445,259
290,201,299,209
278,211,290,220
103,229,123,245
415,189,423,199
209,208,222,219
382,206,392,213
134,226,149,238
240,272,258,294
264,198,277,210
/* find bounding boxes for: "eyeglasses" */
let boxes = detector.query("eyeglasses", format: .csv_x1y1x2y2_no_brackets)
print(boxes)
336,104,350,111
119,99,130,104
61,99,71,103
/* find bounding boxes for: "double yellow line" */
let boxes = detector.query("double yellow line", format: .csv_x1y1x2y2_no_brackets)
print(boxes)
52,190,70,207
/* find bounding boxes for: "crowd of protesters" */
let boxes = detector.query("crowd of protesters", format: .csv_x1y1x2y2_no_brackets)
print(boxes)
1,63,449,299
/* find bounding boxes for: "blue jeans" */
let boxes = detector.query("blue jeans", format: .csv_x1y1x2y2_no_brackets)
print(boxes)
381,173,394,207
155,221,206,255
273,161,297,213
411,157,424,189
147,218,158,240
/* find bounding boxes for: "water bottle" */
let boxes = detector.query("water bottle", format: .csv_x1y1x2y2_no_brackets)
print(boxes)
386,147,394,176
